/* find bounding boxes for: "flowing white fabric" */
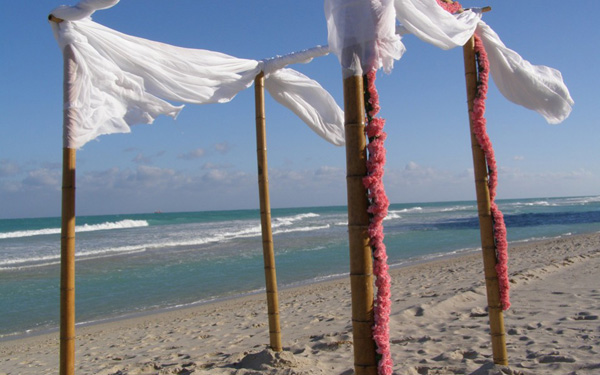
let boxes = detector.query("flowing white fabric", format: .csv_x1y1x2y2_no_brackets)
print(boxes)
265,69,345,145
393,0,573,123
476,22,574,124
53,20,185,148
394,0,479,49
325,0,405,77
51,16,344,148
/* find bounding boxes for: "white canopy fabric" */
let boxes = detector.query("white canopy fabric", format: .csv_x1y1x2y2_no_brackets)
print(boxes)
51,4,344,149
324,0,405,77
393,0,573,124
394,0,480,49
475,22,574,124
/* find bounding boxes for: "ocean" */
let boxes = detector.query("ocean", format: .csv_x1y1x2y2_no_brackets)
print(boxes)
1,196,599,339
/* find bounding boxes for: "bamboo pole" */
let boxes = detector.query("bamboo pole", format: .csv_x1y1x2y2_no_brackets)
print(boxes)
343,75,377,375
254,72,283,352
60,44,77,375
463,36,508,366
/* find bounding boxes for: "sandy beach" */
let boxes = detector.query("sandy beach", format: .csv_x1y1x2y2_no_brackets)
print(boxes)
1,232,599,375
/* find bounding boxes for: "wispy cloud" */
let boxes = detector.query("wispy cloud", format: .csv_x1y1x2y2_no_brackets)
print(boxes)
22,169,61,190
132,153,152,164
0,159,20,177
202,162,233,170
214,142,231,154
132,151,167,164
178,148,206,160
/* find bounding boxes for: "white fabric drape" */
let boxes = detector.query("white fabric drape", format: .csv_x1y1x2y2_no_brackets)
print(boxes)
324,0,405,77
265,69,344,145
393,0,573,124
394,0,479,49
51,15,344,149
475,22,573,124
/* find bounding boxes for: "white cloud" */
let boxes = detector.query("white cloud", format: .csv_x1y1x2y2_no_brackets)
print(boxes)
22,169,61,190
214,142,231,154
0,159,19,177
132,153,152,164
202,162,233,170
3,156,599,218
404,161,419,171
202,169,229,182
178,148,206,160
315,166,344,177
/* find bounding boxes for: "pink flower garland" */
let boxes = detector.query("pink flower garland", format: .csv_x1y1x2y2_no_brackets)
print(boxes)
435,0,510,311
437,0,510,310
471,35,510,310
363,70,393,375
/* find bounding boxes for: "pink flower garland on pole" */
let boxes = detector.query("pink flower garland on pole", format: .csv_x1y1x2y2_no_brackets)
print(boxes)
436,0,510,310
471,35,511,310
363,70,393,375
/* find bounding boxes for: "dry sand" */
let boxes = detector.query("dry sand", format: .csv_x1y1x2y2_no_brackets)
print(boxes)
1,232,599,375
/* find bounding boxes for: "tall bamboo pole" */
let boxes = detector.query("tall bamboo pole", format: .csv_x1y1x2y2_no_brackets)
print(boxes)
463,36,508,366
343,75,377,375
254,72,283,352
60,43,77,375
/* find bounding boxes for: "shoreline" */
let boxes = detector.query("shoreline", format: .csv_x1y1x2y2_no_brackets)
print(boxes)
0,234,487,343
0,231,590,342
2,231,599,374
0,238,483,343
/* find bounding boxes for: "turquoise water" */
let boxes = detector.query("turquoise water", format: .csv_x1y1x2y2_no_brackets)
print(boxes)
1,196,599,338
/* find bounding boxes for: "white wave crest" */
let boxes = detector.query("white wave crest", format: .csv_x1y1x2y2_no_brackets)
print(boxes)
0,245,147,270
273,213,319,228
384,212,402,220
0,220,149,239
523,201,552,207
399,207,422,213
440,205,473,212
273,224,330,235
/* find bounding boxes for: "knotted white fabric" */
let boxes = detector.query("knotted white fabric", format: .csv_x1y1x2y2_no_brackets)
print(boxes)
394,0,479,49
52,0,119,21
324,0,405,77
50,15,344,148
393,0,573,124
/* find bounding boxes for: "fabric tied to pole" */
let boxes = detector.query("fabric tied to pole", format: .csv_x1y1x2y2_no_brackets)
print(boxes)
324,0,405,77
51,0,120,21
393,0,573,124
50,13,344,148
394,0,480,49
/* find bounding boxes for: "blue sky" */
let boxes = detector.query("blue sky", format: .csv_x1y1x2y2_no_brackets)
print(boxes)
1,1,598,219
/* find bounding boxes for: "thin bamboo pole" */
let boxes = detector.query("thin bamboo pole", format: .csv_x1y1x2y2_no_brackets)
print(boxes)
60,44,77,375
343,75,377,375
254,72,283,352
463,36,508,366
